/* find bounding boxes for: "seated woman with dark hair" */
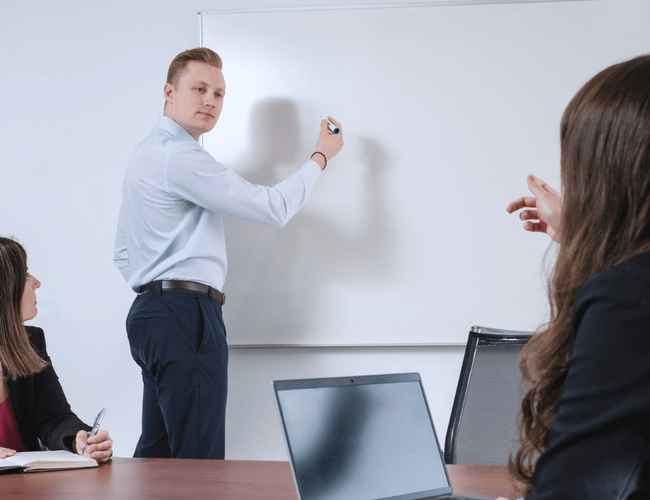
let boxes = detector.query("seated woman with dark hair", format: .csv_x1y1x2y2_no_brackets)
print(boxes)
505,54,650,499
0,237,112,461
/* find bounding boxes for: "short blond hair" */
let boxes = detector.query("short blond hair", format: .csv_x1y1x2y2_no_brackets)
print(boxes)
166,47,222,86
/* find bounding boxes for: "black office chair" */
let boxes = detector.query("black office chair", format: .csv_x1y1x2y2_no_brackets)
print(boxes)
444,325,532,465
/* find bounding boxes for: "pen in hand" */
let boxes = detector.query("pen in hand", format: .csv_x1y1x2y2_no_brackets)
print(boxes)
80,408,106,455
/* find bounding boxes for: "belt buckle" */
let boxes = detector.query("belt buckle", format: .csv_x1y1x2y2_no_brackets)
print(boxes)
209,288,224,305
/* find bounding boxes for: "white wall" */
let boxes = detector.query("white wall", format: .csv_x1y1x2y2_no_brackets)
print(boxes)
1,0,201,457
3,0,645,459
228,347,464,460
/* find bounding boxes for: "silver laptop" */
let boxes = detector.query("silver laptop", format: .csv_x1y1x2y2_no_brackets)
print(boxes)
274,373,486,500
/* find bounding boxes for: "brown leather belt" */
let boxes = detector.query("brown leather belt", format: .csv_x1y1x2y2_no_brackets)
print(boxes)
138,280,225,306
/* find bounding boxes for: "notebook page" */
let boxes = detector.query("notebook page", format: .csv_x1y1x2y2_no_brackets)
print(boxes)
6,450,96,467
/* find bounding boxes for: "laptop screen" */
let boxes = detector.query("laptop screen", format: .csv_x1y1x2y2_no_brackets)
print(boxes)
274,373,452,500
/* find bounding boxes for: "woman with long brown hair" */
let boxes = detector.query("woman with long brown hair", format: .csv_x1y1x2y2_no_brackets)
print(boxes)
0,237,112,461
506,54,650,498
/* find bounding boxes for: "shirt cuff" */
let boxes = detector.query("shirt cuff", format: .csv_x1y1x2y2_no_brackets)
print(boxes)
305,158,325,177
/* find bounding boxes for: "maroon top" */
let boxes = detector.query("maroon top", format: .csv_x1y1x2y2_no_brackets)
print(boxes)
0,397,24,451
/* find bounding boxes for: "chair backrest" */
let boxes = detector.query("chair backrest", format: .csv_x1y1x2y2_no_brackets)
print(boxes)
444,325,532,465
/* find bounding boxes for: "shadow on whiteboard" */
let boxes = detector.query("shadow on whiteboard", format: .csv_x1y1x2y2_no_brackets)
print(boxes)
224,97,397,344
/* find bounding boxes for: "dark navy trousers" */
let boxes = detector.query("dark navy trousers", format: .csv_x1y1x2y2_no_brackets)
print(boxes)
126,287,228,458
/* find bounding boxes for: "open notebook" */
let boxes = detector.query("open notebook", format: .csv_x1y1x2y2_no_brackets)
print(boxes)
0,450,98,473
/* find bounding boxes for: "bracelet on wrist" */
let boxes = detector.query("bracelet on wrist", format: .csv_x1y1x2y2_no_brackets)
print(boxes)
310,151,328,170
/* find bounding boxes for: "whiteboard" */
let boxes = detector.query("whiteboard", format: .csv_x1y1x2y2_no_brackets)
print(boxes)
200,0,649,346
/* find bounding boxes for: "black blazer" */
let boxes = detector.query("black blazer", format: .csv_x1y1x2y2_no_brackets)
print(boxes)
6,326,90,452
527,252,650,500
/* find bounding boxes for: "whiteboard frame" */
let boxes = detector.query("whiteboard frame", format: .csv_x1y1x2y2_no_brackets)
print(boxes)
198,0,596,48
198,0,594,19
197,0,594,348
231,342,463,348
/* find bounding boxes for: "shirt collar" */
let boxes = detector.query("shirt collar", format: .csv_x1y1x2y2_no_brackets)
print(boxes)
158,115,198,143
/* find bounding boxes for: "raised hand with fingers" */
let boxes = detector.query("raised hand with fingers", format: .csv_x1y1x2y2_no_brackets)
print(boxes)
311,116,344,170
507,175,561,242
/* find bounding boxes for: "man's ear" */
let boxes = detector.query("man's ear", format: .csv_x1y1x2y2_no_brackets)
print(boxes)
163,82,174,104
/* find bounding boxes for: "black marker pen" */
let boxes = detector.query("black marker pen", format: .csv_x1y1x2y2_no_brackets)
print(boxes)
327,120,340,134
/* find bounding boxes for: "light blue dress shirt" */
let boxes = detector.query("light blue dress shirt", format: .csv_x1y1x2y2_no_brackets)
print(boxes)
113,116,322,291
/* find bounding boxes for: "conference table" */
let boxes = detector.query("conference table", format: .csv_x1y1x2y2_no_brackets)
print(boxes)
0,458,519,499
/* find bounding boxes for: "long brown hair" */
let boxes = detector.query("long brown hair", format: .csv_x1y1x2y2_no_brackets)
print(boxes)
0,238,46,379
511,54,650,492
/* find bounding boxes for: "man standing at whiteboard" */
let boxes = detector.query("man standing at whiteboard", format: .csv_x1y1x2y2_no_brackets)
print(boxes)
113,48,343,459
